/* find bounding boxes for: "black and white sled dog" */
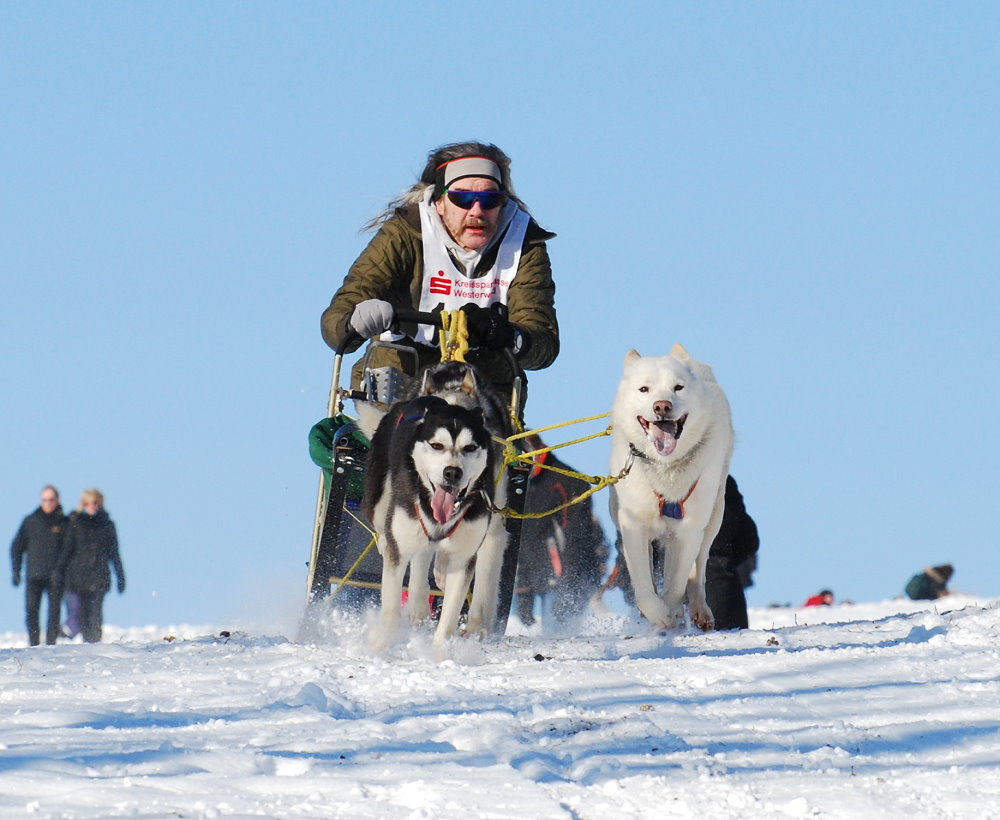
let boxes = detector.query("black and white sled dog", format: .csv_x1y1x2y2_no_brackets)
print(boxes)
609,345,733,631
362,362,511,653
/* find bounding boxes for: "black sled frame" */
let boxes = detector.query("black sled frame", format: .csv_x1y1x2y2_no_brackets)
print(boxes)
302,309,530,635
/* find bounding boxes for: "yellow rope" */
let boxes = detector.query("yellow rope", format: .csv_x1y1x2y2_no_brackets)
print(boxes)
490,413,635,520
438,310,470,363
437,307,526,432
495,474,622,520
506,412,611,443
409,313,625,520
327,507,377,600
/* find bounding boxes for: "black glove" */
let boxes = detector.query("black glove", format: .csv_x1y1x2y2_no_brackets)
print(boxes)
12,571,20,587
117,577,126,594
463,303,516,351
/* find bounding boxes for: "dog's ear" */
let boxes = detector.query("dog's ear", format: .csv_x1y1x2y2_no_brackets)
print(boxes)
670,343,690,361
624,349,641,367
460,367,477,396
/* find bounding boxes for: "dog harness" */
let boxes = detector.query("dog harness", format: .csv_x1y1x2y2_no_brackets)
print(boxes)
656,480,699,520
626,443,700,519
393,395,445,429
413,502,468,542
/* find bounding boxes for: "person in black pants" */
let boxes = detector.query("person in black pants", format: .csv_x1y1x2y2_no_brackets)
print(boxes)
54,489,126,643
703,476,760,630
10,485,67,645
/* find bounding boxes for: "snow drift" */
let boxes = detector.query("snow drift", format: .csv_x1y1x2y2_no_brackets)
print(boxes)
1,596,998,819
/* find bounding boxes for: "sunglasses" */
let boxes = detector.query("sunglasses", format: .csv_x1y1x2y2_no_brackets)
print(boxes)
444,189,506,210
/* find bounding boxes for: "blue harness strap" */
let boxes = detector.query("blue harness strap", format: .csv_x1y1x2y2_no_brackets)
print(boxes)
656,479,699,520
659,499,685,520
394,395,445,428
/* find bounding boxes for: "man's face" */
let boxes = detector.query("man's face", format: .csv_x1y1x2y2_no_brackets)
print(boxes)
40,490,58,513
434,177,504,251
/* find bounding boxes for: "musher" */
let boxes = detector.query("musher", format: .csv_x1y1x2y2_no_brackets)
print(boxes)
319,140,559,409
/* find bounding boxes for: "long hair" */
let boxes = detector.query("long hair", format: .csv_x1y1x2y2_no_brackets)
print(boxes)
363,141,531,231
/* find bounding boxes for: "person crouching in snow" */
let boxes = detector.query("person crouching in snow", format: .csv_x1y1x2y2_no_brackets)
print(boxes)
905,565,953,601
804,589,834,606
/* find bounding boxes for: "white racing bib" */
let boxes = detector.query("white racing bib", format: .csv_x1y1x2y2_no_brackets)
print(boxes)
406,200,529,346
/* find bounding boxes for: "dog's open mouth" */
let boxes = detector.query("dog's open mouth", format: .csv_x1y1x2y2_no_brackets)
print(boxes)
637,414,687,457
430,484,467,525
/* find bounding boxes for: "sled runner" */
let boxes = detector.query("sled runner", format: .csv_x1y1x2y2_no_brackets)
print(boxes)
302,309,531,635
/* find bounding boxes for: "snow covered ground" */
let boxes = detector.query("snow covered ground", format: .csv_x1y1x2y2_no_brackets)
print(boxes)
2,595,999,819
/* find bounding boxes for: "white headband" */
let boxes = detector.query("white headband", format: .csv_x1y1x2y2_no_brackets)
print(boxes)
439,156,502,188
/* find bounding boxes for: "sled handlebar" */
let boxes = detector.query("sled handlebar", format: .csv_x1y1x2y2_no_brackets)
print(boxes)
330,305,525,437
393,308,447,327
335,308,463,356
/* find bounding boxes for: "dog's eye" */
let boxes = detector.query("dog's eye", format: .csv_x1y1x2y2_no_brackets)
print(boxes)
638,386,649,393
430,442,445,451
462,444,479,453
674,384,684,392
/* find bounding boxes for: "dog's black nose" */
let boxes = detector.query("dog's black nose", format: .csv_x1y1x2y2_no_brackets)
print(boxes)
653,400,672,418
443,466,463,485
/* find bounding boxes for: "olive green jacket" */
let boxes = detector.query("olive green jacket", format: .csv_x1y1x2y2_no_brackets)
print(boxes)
321,204,559,402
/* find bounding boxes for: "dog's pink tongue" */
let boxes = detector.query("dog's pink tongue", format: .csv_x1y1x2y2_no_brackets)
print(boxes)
650,427,678,456
431,486,458,524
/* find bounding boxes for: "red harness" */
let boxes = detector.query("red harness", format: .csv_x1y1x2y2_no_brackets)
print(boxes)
414,502,468,541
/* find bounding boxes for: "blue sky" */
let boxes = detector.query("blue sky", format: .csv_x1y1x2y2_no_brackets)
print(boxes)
3,2,997,634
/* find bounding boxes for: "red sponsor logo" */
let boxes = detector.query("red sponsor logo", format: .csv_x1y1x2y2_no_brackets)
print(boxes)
429,274,451,295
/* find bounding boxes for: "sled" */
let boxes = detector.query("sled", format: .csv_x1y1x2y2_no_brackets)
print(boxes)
301,309,531,635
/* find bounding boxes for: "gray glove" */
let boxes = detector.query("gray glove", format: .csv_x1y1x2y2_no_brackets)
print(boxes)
349,299,395,339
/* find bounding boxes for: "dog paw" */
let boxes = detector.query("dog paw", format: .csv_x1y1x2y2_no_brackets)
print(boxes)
636,598,680,630
369,620,399,654
692,614,715,632
462,616,486,638
690,604,715,632
408,602,431,624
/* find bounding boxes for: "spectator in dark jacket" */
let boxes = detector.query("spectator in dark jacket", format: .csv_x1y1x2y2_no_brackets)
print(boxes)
704,476,760,629
10,485,67,645
905,565,953,600
54,489,126,643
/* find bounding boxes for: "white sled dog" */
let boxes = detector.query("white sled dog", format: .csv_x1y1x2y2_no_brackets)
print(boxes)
362,362,510,653
609,346,733,631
